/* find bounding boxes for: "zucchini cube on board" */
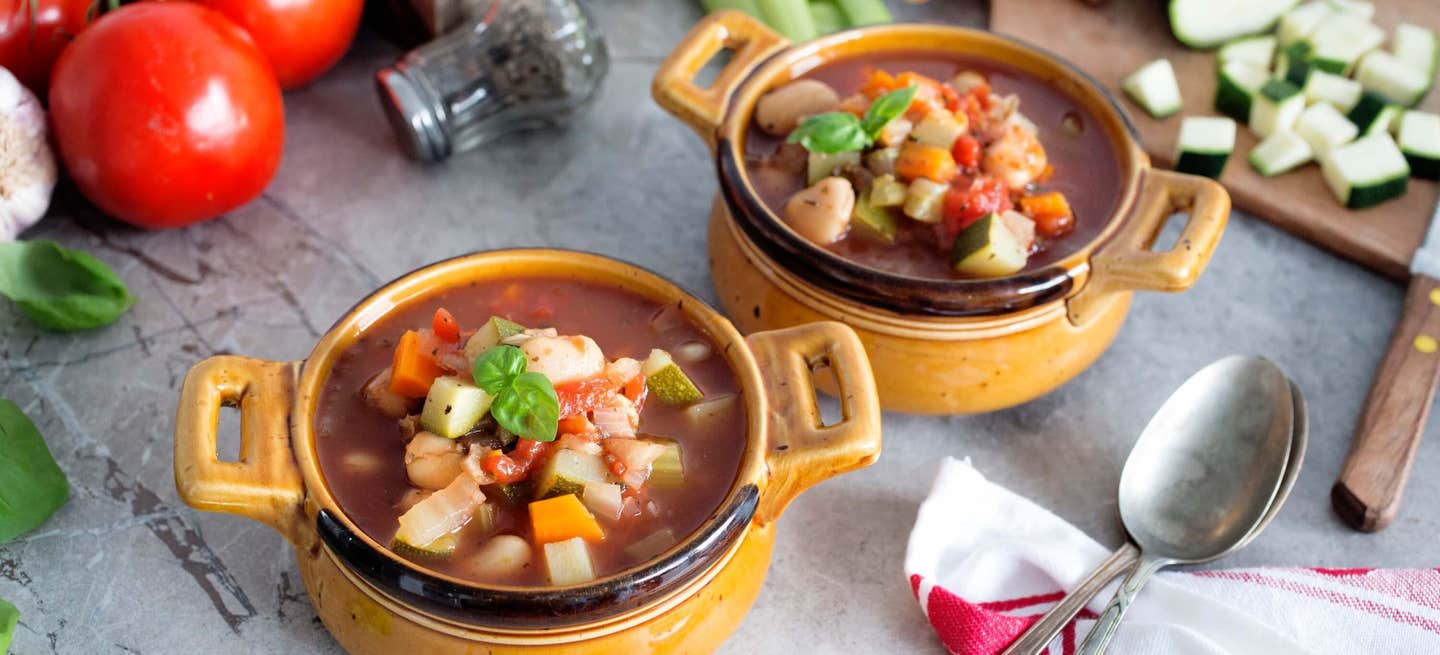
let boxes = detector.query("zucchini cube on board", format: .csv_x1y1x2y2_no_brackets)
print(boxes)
1217,35,1277,70
1215,61,1268,123
1355,51,1432,108
1249,131,1314,177
1278,2,1331,46
1168,0,1298,49
1305,13,1385,75
1174,116,1237,179
1319,133,1410,208
1277,40,1314,88
1294,102,1358,155
1251,79,1305,138
1346,92,1402,137
1393,23,1438,82
1122,59,1182,119
1398,111,1440,181
1301,70,1362,113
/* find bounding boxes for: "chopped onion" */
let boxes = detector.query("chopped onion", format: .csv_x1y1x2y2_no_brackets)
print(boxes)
592,396,638,439
604,357,642,387
685,393,738,427
556,433,602,456
395,472,485,546
603,438,665,488
674,340,712,363
461,447,498,485
581,482,625,521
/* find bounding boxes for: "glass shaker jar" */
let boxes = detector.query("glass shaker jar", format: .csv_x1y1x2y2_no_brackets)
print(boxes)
376,0,609,162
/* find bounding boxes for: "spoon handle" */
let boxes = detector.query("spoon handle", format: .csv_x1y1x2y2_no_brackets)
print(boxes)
1075,555,1168,655
1000,543,1140,655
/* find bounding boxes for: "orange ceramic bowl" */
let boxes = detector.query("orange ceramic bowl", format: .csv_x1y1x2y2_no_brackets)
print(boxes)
173,249,881,653
653,12,1231,414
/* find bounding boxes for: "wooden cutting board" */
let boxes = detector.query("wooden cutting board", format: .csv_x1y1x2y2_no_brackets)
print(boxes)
992,0,1440,281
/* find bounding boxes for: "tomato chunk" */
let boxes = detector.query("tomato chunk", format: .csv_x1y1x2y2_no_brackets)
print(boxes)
555,376,614,420
432,308,460,342
952,135,981,169
942,177,1013,236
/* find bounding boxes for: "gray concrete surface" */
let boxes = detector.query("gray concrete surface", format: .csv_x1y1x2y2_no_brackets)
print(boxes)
1,1,1436,653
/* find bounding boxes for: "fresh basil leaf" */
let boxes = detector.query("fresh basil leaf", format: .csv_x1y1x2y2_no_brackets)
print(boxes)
0,597,15,654
786,112,869,153
0,240,134,331
489,372,559,443
0,399,69,542
861,85,919,137
472,345,527,395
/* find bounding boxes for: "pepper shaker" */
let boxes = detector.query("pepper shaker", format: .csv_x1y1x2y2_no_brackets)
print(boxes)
376,0,608,162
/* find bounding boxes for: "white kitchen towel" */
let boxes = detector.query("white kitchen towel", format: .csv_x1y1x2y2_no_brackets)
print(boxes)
904,458,1440,655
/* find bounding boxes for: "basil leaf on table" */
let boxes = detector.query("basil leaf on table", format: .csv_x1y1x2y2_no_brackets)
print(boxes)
0,399,69,542
862,85,919,135
472,345,527,395
786,112,869,153
0,240,134,331
490,372,559,443
0,597,16,654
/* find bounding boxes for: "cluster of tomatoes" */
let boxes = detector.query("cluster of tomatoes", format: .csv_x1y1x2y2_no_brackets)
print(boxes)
1,0,363,228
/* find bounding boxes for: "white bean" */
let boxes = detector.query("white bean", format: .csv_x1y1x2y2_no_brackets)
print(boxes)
783,177,855,245
404,431,465,490
468,535,533,581
522,335,606,385
755,79,840,136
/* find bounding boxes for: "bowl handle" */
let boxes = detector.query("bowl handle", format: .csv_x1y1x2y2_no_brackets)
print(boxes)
652,10,787,148
746,322,882,525
174,356,306,545
1067,168,1230,327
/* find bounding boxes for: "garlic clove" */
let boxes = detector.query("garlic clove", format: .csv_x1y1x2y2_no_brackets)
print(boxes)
0,66,58,243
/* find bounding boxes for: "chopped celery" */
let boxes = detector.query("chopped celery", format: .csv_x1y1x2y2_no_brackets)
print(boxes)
472,502,499,536
869,174,907,207
834,0,891,26
625,529,678,562
756,0,817,42
641,437,685,489
808,0,846,34
544,537,597,585
420,376,494,438
534,449,611,499
463,316,526,361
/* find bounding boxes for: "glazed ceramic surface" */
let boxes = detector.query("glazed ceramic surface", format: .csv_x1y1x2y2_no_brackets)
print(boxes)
653,13,1230,414
174,249,881,653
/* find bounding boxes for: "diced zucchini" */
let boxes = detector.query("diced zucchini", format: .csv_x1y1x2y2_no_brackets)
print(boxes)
1305,13,1384,75
865,147,899,176
420,376,494,439
1276,40,1314,87
1217,35,1277,69
581,481,625,521
903,178,948,224
1249,130,1315,176
1318,133,1410,208
1347,92,1402,136
1302,70,1362,113
1394,23,1439,80
1294,102,1358,154
1277,1,1331,46
464,317,526,361
909,111,966,149
485,481,532,505
808,150,861,184
869,174,907,207
1355,50,1433,108
1251,79,1306,138
950,212,1028,278
643,349,704,405
534,448,611,499
391,532,457,558
641,436,684,489
851,190,899,243
543,537,596,585
1122,59,1182,118
1215,61,1268,122
1398,111,1440,180
1167,0,1299,49
624,529,678,562
1323,0,1372,19
1174,116,1236,179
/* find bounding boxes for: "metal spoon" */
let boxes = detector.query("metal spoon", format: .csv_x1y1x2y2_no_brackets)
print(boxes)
1002,376,1306,655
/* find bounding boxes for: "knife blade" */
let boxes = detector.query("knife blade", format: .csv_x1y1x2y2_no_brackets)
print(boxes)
1333,194,1440,532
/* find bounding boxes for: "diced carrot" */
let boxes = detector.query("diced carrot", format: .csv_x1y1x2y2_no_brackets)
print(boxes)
1019,192,1073,222
432,308,460,342
859,68,899,98
558,414,592,437
389,330,444,398
895,143,959,183
530,494,605,544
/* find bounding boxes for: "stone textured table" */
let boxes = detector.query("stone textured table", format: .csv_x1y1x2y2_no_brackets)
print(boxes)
2,2,1435,653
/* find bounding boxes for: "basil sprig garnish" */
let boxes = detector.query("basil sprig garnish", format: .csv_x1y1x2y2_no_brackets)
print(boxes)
0,240,134,331
786,85,919,154
472,345,559,442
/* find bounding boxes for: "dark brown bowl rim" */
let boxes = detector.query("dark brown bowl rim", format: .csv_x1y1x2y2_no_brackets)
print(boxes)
309,248,762,629
717,27,1140,318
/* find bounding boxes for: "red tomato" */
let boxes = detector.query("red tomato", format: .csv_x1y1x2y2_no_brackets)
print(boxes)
432,308,460,342
942,177,1012,236
952,135,981,169
555,376,613,419
195,0,362,89
0,0,92,94
49,3,283,229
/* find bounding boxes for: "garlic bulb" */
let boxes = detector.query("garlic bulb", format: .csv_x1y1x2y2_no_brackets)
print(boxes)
0,66,56,242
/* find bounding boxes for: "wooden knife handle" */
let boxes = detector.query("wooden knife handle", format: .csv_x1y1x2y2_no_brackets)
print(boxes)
1334,274,1440,532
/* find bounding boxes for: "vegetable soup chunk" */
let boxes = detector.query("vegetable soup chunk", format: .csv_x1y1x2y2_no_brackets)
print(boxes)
315,278,745,587
746,52,1123,280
